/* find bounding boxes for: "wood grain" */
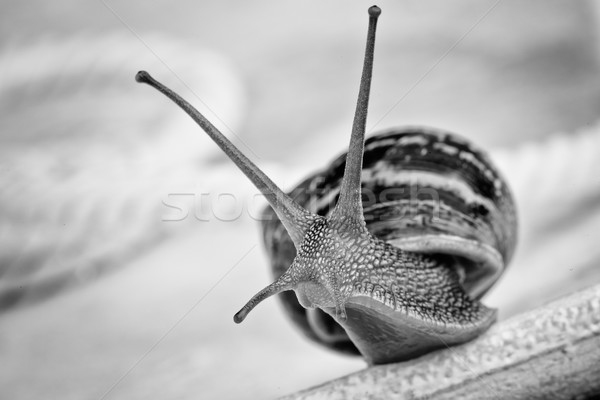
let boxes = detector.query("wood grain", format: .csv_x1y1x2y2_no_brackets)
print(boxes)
283,283,600,399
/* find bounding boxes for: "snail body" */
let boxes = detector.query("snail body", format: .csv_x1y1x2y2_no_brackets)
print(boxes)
262,128,517,362
136,6,517,365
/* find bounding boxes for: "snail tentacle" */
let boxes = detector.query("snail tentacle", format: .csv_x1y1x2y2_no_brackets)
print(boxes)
234,216,353,323
135,71,316,248
233,269,298,323
332,6,379,228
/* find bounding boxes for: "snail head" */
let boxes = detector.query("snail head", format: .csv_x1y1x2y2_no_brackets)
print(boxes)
136,6,383,324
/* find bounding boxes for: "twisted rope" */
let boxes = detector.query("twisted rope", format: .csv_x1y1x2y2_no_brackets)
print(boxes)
492,121,600,226
0,32,246,309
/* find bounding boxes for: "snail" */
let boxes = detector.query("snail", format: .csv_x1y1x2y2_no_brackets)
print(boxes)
136,5,517,365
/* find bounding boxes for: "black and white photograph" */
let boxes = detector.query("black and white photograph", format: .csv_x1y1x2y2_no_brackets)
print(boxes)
1,1,599,399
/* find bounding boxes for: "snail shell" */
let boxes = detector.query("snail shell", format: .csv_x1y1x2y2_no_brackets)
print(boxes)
136,6,517,365
261,127,517,361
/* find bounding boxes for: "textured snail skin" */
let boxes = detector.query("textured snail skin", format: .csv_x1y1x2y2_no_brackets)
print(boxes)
262,128,517,363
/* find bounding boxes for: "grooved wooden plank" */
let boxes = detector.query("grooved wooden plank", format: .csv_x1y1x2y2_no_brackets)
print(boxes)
282,283,600,400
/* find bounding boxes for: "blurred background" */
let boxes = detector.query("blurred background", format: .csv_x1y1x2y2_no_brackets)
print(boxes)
1,0,600,399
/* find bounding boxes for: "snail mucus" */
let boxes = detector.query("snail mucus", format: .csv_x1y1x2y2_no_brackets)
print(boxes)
136,5,517,365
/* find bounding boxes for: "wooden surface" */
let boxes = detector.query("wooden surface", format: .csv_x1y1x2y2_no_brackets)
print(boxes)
283,284,600,399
